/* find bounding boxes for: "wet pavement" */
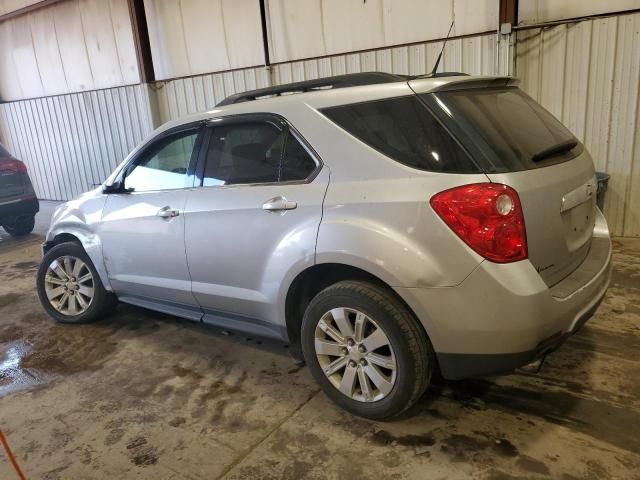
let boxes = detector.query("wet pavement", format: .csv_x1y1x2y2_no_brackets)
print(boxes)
0,236,639,479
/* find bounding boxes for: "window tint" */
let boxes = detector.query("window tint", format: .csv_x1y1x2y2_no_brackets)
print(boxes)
202,123,284,186
321,96,478,173
125,130,197,192
428,88,579,171
280,131,317,181
201,121,318,187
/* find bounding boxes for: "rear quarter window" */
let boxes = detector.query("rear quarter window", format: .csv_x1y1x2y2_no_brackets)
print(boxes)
321,96,480,173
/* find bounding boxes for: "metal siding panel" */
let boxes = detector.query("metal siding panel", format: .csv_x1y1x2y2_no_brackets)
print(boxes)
0,84,154,200
53,1,95,94
561,21,591,139
155,33,496,125
220,0,265,69
584,18,618,171
539,26,567,119
519,0,640,24
79,0,125,90
7,15,44,99
608,14,640,236
28,8,68,97
515,28,542,99
268,0,495,64
516,13,640,236
109,0,141,85
0,21,24,101
144,0,264,80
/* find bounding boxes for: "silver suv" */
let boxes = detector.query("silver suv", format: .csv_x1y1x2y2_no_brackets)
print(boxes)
37,73,612,419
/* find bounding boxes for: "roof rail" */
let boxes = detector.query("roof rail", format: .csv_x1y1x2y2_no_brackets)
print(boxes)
216,72,408,106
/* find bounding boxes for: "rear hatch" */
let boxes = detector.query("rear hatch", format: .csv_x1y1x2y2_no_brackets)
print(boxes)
415,79,597,286
0,144,26,200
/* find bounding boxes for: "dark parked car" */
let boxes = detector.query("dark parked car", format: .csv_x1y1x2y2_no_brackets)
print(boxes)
0,143,38,237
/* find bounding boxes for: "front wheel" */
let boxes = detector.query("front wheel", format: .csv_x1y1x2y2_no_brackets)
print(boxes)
37,242,117,323
3,215,35,237
301,280,434,420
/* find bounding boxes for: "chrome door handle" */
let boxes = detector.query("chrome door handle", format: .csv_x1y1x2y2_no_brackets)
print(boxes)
156,206,180,218
262,196,297,212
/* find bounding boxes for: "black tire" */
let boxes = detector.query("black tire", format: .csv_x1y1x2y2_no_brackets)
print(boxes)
3,215,35,237
37,242,117,323
301,280,434,420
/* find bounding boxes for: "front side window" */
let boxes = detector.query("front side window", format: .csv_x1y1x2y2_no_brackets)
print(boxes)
202,121,317,186
125,130,198,192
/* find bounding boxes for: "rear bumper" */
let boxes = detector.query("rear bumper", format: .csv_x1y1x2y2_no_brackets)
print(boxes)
395,209,612,380
0,196,39,223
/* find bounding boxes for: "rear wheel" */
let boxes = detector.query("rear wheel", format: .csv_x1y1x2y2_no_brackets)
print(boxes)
301,280,434,420
37,242,117,323
3,215,35,237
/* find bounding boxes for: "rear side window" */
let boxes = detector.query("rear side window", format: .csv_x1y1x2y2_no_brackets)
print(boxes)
203,123,283,186
201,122,317,186
321,96,479,173
427,88,580,172
280,131,317,181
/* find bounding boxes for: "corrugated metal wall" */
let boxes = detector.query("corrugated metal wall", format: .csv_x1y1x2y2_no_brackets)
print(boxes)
518,0,640,24
0,10,638,237
0,0,140,102
155,33,498,123
516,12,640,236
0,84,156,200
266,0,498,63
143,0,265,81
154,67,272,123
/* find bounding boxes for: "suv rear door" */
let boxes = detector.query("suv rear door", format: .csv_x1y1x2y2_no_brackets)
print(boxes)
415,79,598,286
184,115,327,338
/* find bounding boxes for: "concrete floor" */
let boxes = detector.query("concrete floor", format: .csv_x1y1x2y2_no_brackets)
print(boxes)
0,235,638,480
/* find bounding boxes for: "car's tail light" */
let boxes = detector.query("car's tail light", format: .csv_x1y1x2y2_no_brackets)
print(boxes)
0,158,28,173
430,183,527,263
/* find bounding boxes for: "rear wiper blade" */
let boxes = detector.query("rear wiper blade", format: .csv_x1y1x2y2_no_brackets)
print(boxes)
531,140,578,163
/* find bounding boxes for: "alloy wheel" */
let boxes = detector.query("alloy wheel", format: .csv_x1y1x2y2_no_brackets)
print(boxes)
314,307,397,402
44,256,95,316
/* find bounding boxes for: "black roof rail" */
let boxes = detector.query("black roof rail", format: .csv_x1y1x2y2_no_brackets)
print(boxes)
216,72,408,106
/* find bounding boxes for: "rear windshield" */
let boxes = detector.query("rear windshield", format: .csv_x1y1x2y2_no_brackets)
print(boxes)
425,87,580,172
0,143,11,158
321,96,480,173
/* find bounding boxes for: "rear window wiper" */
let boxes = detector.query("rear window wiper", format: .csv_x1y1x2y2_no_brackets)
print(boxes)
531,139,578,163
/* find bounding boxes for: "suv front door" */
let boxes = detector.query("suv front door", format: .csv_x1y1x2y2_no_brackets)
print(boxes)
99,124,203,319
184,115,328,337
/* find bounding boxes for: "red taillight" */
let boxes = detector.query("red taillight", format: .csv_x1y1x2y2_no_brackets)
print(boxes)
0,159,27,173
430,183,527,263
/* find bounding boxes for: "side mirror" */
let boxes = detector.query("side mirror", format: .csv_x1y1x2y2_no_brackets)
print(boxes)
103,181,132,194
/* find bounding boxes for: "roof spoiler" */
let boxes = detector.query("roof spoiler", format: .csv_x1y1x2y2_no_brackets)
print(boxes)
413,76,520,93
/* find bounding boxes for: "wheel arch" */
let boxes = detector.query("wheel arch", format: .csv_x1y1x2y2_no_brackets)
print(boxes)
284,262,432,352
43,226,112,292
43,232,82,253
